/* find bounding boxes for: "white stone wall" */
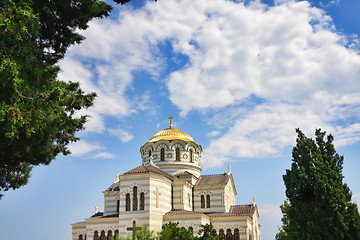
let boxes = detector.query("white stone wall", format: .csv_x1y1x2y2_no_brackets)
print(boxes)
172,178,193,211
194,185,226,213
163,214,210,236
104,191,120,216
118,173,172,237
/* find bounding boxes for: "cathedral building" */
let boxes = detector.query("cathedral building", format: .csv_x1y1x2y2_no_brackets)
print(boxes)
71,118,261,240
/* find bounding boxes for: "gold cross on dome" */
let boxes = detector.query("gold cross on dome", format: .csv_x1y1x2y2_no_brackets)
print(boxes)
169,115,173,129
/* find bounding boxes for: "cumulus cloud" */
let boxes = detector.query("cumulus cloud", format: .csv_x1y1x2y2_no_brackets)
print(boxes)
107,128,134,142
59,0,360,167
68,140,105,157
353,192,360,207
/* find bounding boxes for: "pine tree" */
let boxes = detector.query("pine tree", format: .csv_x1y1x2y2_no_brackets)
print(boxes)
276,129,360,240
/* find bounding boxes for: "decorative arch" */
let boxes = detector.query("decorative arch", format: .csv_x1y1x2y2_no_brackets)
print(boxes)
211,229,217,236
79,235,83,240
155,142,169,151
94,231,99,240
169,142,185,151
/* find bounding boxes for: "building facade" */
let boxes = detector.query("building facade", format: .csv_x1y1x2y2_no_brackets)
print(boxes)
71,118,261,240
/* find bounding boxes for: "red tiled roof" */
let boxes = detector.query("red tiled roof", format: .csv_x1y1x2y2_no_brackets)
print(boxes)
195,174,229,186
207,204,256,217
122,165,161,175
165,209,204,215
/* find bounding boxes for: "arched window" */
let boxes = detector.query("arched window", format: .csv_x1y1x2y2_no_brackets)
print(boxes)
201,195,205,208
114,230,119,239
116,200,120,213
175,148,180,161
206,194,211,208
190,149,193,162
234,228,240,240
100,230,106,240
126,193,130,211
219,229,225,240
148,150,151,157
249,234,252,240
79,235,83,240
107,230,112,240
133,186,138,211
94,231,99,240
226,229,232,240
211,229,217,236
160,148,165,161
189,227,193,237
140,192,145,210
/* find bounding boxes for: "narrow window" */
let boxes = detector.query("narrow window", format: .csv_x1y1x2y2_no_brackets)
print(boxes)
107,230,112,240
126,193,130,211
206,194,211,208
234,229,240,240
94,231,99,240
79,235,83,240
226,229,232,240
190,149,193,162
219,229,225,240
100,231,106,240
160,148,165,161
148,150,151,157
133,186,138,211
211,229,217,236
189,227,193,237
140,192,145,210
114,230,119,239
201,195,205,208
176,148,180,161
188,193,191,207
116,200,120,213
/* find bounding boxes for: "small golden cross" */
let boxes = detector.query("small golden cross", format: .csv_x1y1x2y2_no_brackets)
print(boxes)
169,115,174,129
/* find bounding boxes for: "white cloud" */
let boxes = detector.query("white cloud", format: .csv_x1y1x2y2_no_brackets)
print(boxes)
353,192,360,207
60,0,360,167
68,140,105,157
259,203,283,219
92,152,116,159
108,128,134,142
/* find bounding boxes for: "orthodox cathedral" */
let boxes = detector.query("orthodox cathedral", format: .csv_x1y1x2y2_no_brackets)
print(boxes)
72,117,261,240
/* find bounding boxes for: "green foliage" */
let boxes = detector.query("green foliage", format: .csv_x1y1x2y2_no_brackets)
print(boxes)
276,129,360,240
158,222,193,240
0,0,142,198
193,224,218,240
135,225,157,240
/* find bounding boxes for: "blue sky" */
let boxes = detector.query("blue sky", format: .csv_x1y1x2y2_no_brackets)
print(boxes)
1,0,360,239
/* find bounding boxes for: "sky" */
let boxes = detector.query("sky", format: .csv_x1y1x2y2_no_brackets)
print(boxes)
1,0,360,239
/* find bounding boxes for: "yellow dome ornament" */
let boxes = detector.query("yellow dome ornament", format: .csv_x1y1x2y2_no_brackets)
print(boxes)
149,115,194,142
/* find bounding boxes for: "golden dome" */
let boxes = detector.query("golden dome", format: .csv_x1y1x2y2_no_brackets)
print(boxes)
149,128,194,142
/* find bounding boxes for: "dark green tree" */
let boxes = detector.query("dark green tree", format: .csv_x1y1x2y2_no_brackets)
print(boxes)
276,129,360,240
0,0,152,198
194,224,218,240
158,222,193,240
